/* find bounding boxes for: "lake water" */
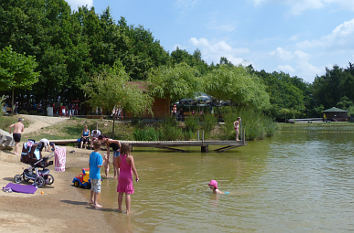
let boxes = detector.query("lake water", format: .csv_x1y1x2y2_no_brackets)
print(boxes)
73,124,354,232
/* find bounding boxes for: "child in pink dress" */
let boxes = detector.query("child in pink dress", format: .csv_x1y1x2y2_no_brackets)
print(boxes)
115,143,139,214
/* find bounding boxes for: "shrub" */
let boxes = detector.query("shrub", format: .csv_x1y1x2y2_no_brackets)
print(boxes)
158,124,183,141
219,106,275,140
200,113,217,135
133,127,159,141
184,116,199,132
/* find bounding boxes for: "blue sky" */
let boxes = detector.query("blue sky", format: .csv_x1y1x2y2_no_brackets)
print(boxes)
66,0,354,83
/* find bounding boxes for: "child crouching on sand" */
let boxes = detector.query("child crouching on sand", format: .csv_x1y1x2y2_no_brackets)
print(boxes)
115,143,139,214
89,142,103,209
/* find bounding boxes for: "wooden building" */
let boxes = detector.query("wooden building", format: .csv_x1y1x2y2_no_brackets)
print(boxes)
323,107,348,121
128,81,170,118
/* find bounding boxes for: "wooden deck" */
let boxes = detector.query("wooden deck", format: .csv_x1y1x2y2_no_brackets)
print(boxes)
50,138,246,152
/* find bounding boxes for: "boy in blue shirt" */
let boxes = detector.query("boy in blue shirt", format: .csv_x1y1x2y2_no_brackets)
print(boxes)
89,142,103,208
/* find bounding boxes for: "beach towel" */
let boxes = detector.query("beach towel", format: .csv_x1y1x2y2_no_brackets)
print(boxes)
3,183,37,194
54,146,66,172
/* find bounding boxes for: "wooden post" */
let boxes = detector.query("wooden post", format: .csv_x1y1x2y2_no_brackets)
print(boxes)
201,145,208,152
242,127,246,145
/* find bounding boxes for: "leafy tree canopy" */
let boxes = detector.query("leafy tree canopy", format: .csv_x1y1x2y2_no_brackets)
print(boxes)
203,65,270,110
82,61,152,116
148,63,201,103
0,46,39,110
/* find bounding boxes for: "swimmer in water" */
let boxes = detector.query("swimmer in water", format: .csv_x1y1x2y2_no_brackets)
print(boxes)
208,180,229,194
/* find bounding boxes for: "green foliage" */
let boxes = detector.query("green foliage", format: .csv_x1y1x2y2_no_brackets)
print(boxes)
255,70,307,120
0,46,39,109
0,95,6,116
133,127,159,141
203,65,270,110
170,47,209,74
201,114,217,134
82,61,153,116
312,64,354,109
148,63,201,103
0,115,15,130
184,116,199,132
347,106,354,117
158,124,183,141
219,106,275,140
336,96,353,110
157,118,183,140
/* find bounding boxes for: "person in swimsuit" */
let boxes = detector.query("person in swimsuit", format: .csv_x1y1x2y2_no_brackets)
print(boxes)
98,135,121,178
9,118,24,155
115,143,139,214
208,180,229,194
233,117,241,141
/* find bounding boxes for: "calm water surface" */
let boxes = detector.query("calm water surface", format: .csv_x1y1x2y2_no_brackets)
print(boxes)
74,125,354,232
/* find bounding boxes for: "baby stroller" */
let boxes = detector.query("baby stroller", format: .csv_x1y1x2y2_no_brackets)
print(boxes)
14,140,55,188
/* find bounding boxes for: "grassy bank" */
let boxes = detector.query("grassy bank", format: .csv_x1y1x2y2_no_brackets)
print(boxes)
0,115,30,131
278,122,354,131
1,111,276,142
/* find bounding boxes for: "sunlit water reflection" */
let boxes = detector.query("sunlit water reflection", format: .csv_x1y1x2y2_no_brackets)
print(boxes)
72,125,354,232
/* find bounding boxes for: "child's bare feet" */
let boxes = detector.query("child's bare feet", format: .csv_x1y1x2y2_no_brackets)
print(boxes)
94,203,102,209
88,201,94,206
117,209,122,213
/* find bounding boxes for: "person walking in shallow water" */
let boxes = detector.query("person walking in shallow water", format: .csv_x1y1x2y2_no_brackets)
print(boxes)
233,117,241,141
9,118,24,155
115,143,139,214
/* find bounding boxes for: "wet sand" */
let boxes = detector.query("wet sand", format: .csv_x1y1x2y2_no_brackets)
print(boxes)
0,147,119,233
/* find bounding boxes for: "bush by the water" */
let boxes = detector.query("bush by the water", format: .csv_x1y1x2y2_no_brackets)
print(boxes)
219,106,276,140
184,116,199,132
133,127,159,141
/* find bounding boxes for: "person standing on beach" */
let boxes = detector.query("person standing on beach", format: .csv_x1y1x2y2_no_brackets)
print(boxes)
9,118,24,155
115,143,139,214
89,142,103,209
233,117,241,141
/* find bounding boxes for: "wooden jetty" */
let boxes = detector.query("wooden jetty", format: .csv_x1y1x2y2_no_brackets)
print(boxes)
50,137,246,153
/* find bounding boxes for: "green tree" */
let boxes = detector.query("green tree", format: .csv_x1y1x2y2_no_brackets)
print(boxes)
0,46,39,112
312,64,354,109
148,63,201,104
203,65,270,110
255,70,307,120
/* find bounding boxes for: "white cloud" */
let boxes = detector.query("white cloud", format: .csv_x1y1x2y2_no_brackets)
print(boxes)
270,47,321,81
65,0,93,10
270,47,293,60
174,0,200,9
252,0,354,14
277,64,295,73
297,18,354,49
190,37,250,65
208,24,236,32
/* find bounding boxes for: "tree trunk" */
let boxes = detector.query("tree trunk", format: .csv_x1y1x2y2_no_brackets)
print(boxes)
112,117,115,138
11,88,15,114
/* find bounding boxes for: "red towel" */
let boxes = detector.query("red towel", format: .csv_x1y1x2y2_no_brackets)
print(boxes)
54,146,66,172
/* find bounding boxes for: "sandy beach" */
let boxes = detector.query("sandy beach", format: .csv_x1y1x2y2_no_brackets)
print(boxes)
0,115,118,233
0,147,121,233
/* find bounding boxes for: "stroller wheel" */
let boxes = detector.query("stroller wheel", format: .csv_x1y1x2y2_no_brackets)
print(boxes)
14,175,23,184
45,174,55,185
23,173,30,182
34,176,46,188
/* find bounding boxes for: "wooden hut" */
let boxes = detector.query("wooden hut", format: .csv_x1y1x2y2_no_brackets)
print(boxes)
128,81,170,118
323,107,348,121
